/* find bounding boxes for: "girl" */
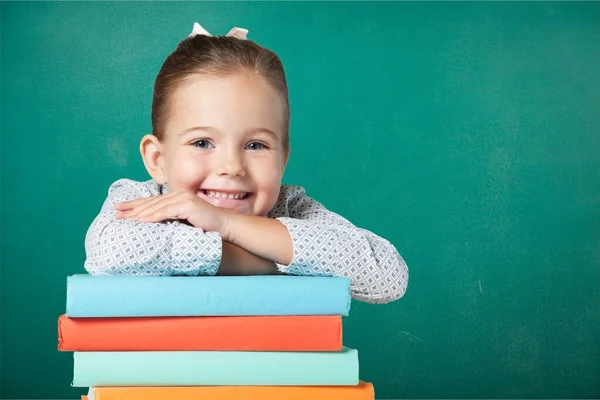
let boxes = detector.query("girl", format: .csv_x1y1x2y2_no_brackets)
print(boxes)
84,22,409,304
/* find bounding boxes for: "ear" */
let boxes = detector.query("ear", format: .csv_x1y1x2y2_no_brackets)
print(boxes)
282,145,291,170
140,134,167,184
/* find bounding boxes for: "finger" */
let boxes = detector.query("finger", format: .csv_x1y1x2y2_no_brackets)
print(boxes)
114,199,147,210
114,202,133,211
135,193,188,221
124,194,175,219
115,210,136,219
138,197,192,222
114,195,162,211
138,203,183,223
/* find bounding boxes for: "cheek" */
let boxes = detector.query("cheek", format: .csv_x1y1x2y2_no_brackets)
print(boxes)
252,159,284,184
166,153,207,186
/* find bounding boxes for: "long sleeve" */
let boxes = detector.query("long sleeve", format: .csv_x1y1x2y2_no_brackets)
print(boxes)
84,179,222,276
270,186,409,304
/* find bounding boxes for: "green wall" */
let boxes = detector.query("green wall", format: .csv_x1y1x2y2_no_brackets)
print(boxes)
1,2,599,399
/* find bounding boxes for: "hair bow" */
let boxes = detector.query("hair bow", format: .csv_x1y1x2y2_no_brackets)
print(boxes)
188,22,248,40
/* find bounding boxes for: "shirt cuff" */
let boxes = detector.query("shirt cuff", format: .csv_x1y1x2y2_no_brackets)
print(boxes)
169,223,223,276
201,231,222,276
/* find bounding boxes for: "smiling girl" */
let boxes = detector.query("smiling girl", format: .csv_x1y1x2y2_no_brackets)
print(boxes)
84,23,408,304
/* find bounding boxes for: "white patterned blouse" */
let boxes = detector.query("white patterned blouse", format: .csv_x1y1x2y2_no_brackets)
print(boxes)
84,179,409,304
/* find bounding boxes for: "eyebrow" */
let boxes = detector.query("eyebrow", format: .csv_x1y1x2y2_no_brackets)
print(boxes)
180,126,279,140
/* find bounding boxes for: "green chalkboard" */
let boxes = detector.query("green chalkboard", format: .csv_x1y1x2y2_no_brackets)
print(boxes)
1,2,599,399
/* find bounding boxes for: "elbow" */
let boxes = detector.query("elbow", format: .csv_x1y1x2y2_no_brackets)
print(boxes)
370,248,409,304
389,250,409,302
83,243,114,276
83,220,156,276
351,238,410,304
83,238,119,275
83,260,111,276
83,221,112,276
83,231,118,276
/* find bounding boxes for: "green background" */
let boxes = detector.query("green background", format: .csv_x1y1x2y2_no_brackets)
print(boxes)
1,2,599,399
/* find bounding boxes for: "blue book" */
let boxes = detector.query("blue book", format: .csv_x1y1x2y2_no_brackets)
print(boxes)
72,347,359,387
66,274,351,317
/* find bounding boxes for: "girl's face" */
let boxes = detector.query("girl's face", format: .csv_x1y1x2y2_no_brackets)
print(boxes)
151,71,289,216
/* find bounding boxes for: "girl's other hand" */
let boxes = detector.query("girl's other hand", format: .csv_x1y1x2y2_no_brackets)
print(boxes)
114,190,227,234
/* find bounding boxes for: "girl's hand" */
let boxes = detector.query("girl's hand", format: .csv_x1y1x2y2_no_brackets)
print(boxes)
114,190,228,235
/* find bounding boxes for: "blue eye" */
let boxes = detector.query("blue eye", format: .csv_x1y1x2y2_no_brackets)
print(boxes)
247,142,267,150
192,139,213,149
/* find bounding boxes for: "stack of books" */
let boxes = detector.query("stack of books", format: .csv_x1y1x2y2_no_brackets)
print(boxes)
58,274,375,399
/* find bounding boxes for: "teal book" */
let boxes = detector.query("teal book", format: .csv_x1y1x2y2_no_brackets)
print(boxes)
72,347,360,387
66,274,351,317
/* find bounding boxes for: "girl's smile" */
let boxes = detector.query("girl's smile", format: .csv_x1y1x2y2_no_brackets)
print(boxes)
197,189,254,213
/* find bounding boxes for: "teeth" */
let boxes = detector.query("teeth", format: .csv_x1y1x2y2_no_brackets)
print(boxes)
204,190,248,200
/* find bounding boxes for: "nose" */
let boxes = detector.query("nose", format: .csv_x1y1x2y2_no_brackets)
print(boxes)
216,150,246,178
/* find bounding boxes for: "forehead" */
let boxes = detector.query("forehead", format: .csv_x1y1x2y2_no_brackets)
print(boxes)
165,72,286,138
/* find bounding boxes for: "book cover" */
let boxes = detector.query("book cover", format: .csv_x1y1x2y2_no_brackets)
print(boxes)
85,380,374,400
67,274,351,317
58,314,342,351
73,347,359,387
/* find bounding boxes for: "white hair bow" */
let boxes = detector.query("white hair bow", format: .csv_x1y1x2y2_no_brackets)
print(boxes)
188,22,248,40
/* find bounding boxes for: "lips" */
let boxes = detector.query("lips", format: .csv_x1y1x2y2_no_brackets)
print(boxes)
196,189,254,214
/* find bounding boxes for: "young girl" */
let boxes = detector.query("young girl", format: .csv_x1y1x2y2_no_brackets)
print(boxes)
84,22,408,304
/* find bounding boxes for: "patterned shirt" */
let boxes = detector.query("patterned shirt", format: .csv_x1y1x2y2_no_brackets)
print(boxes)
85,179,409,304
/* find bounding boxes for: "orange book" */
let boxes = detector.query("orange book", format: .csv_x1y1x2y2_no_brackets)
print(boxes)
58,314,342,351
82,381,374,400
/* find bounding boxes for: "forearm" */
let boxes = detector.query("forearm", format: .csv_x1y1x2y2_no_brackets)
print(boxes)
86,179,222,276
217,241,280,275
85,216,221,276
268,218,409,304
223,214,293,266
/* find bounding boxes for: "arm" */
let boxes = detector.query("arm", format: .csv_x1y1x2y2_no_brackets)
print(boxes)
224,186,409,304
217,241,281,276
84,179,222,276
223,214,293,266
